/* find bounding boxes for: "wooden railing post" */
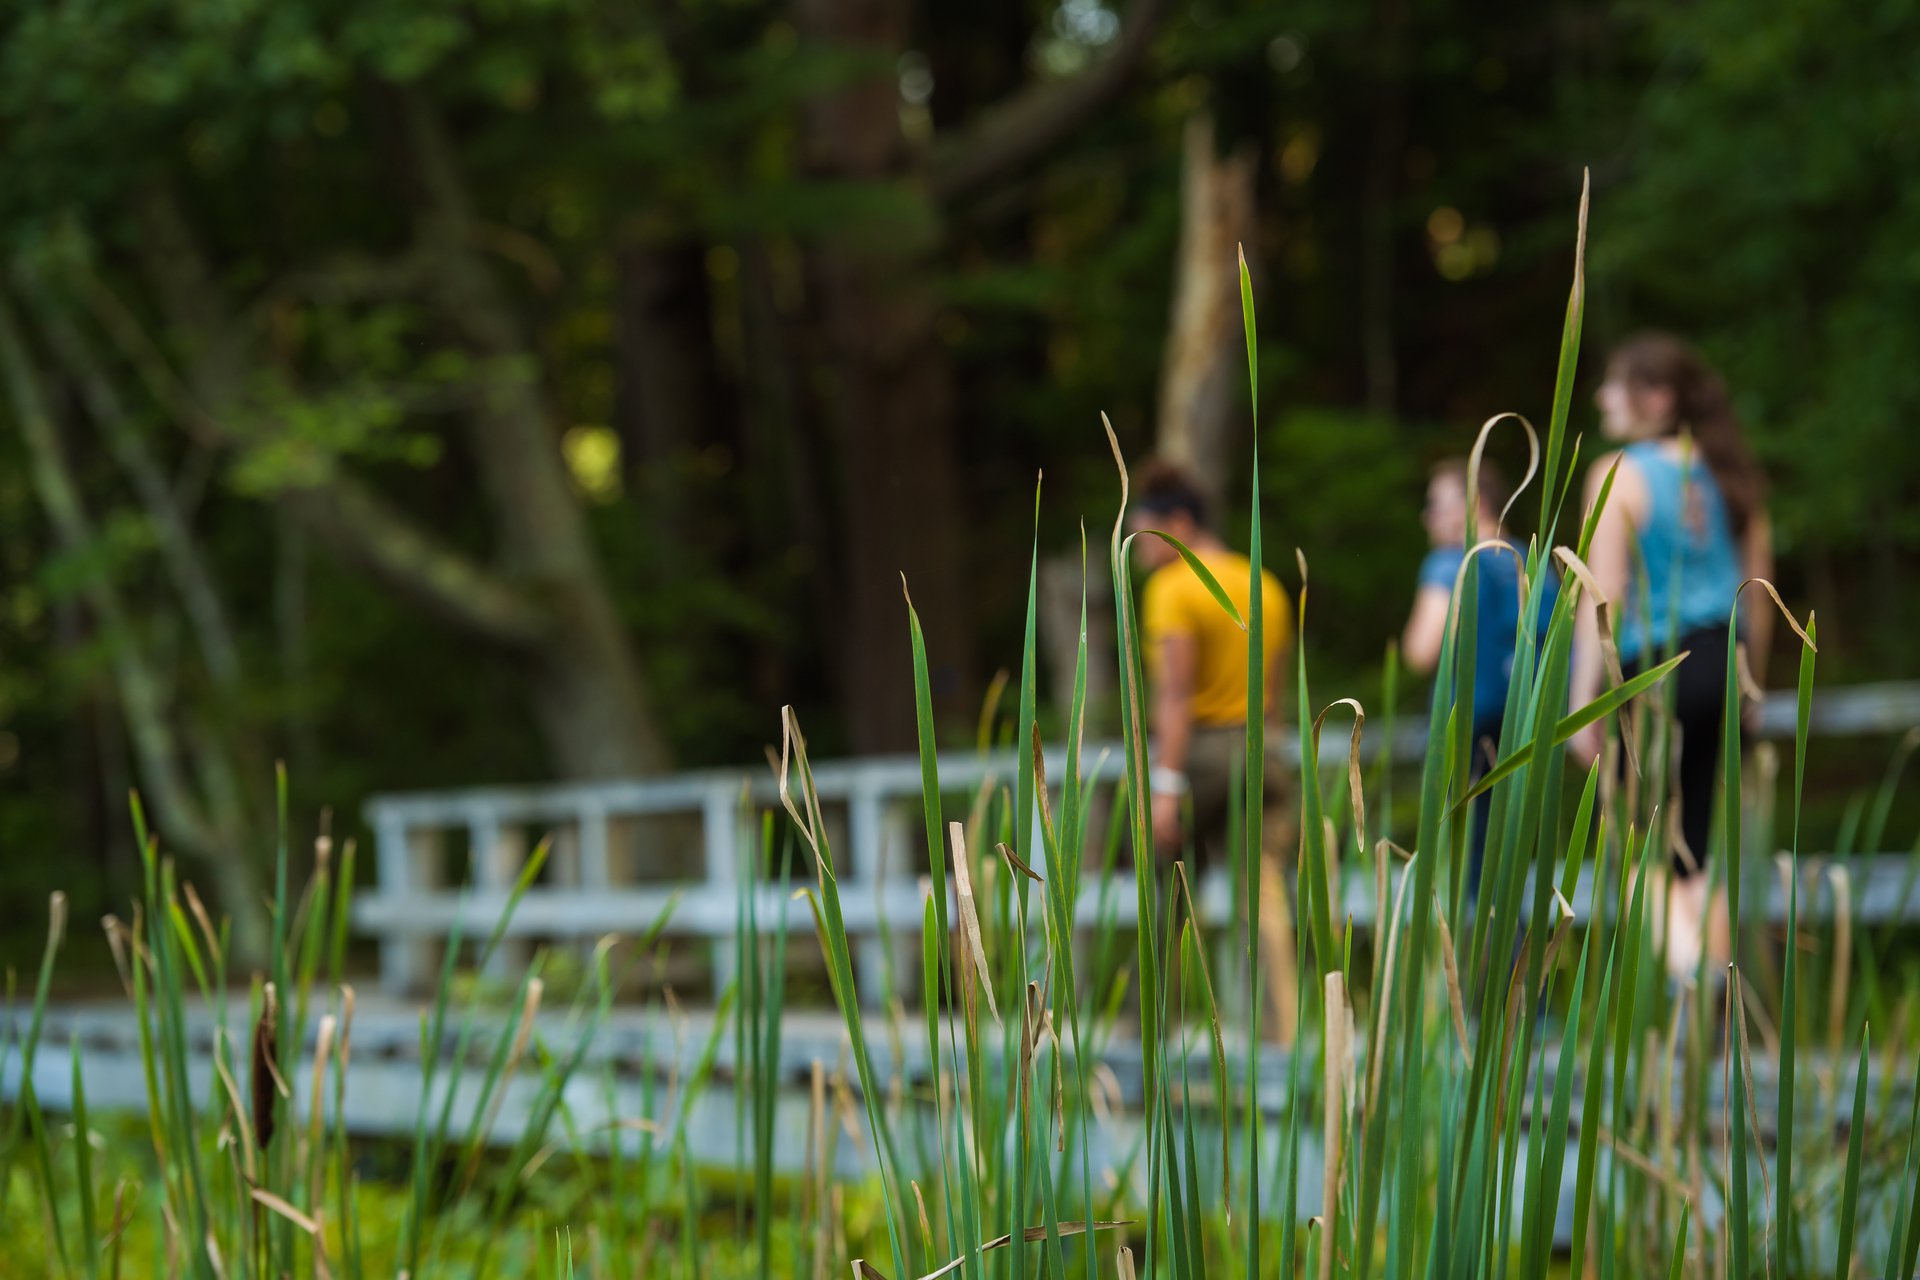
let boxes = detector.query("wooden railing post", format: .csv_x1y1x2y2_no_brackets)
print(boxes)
703,783,742,995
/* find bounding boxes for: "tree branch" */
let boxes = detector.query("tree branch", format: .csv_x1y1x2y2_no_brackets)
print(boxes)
0,284,221,860
279,470,553,647
21,269,246,689
928,0,1170,207
125,184,554,650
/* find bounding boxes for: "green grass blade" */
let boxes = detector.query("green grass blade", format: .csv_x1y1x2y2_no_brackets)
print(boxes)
1565,902,1617,1272
1720,614,1744,945
1728,967,1751,1280
1453,651,1688,811
1889,1039,1920,1280
1240,243,1258,422
1103,414,1164,1140
1241,290,1266,1280
1776,617,1811,1280
1131,529,1248,630
70,1036,100,1280
20,1077,71,1276
1540,172,1589,539
1666,1202,1689,1280
903,584,952,944
1836,1028,1869,1280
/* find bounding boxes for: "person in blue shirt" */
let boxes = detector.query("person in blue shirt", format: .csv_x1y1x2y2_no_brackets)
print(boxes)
1569,333,1773,976
1401,457,1556,896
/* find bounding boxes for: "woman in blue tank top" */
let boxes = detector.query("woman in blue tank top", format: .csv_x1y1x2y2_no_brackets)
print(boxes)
1569,335,1773,970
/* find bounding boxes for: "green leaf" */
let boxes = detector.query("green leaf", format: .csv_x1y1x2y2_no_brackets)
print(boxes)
1122,529,1247,630
1453,651,1689,811
1837,1028,1870,1280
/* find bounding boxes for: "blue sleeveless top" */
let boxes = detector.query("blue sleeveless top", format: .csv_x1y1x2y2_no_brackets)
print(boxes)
1618,440,1742,662
1418,539,1558,736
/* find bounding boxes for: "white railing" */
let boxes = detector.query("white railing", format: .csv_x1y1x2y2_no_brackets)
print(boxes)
356,682,1920,997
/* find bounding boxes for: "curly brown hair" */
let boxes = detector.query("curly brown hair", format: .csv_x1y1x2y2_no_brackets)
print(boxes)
1607,333,1767,536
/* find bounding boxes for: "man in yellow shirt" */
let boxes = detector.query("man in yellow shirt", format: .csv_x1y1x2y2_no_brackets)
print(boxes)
1129,460,1293,864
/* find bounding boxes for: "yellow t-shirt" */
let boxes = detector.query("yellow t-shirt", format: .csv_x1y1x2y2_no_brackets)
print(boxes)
1142,548,1293,727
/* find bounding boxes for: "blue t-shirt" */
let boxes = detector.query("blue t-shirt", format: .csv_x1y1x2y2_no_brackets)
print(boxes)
1617,441,1743,662
1418,540,1557,738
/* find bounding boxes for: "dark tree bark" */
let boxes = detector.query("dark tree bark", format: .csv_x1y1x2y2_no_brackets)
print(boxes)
126,128,675,783
796,0,977,752
1157,113,1260,511
401,95,678,779
0,287,270,957
794,0,1169,751
614,238,728,495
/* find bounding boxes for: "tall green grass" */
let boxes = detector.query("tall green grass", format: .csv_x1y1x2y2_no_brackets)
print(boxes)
5,185,1920,1278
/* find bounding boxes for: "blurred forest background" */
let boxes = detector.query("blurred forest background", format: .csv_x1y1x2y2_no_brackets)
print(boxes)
2,0,1916,947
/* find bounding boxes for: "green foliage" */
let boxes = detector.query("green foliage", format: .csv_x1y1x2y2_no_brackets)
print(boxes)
1595,0,1920,667
8,207,1920,1280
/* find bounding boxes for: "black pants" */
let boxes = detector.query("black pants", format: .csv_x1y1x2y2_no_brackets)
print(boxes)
1624,626,1733,878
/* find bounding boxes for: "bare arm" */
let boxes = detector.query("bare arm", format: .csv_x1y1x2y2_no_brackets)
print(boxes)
1570,455,1646,757
1152,631,1200,777
1741,508,1776,686
1148,630,1200,851
1400,585,1453,677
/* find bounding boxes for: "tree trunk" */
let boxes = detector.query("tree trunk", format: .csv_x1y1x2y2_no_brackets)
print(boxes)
798,0,978,752
615,239,725,491
0,286,270,957
1156,113,1260,509
404,95,674,780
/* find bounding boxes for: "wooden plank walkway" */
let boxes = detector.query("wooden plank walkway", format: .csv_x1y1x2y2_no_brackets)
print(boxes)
7,985,1913,1246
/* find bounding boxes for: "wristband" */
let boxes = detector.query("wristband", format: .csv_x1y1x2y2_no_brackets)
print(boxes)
1150,766,1189,796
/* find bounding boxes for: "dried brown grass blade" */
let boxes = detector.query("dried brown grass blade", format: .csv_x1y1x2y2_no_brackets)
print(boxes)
249,1186,319,1235
1554,546,1638,776
1313,698,1368,859
212,1037,259,1184
976,667,1012,755
336,984,355,1072
1431,901,1473,1068
997,842,1043,885
101,914,136,1000
181,882,221,964
911,1180,934,1258
1466,412,1542,542
777,707,827,881
1259,851,1298,1045
1596,1125,1690,1200
1365,855,1420,1118
949,821,999,1022
1736,579,1816,652
306,1013,337,1203
457,976,545,1199
912,1222,1134,1280
1029,723,1058,857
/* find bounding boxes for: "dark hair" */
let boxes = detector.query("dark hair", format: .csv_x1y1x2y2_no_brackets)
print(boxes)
1135,458,1209,527
1608,332,1766,536
1430,456,1511,526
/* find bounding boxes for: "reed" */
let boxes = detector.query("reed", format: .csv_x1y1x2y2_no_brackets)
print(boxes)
4,185,1918,1279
